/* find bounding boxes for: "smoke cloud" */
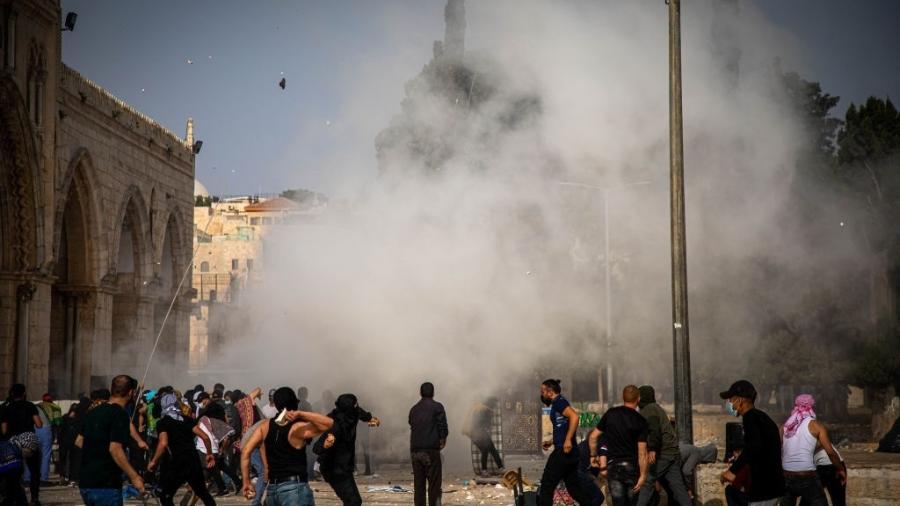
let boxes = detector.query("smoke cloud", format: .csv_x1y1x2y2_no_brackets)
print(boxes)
197,1,865,466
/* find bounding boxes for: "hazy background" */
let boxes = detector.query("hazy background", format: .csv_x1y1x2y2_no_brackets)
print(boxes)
59,1,896,465
61,0,900,197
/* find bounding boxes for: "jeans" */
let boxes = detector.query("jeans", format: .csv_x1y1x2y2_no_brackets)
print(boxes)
607,460,639,506
265,481,314,506
636,453,692,506
250,449,266,506
783,474,827,506
79,488,124,506
411,450,442,506
537,448,590,506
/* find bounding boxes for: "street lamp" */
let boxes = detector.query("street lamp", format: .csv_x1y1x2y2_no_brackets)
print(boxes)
556,179,651,408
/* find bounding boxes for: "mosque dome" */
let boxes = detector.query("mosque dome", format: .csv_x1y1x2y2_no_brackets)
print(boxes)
194,179,210,198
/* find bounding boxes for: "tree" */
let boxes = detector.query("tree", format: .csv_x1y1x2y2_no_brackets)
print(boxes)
280,188,327,205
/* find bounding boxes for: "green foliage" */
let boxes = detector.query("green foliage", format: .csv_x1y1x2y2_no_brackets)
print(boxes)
781,71,842,157
280,188,327,204
837,97,900,165
847,327,900,391
194,195,212,207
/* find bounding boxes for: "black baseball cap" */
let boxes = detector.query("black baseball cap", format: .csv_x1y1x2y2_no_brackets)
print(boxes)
719,380,757,402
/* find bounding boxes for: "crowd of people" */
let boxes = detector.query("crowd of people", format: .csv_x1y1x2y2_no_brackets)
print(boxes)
0,376,857,506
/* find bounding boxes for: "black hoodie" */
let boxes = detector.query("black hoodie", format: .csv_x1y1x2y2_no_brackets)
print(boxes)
313,394,373,479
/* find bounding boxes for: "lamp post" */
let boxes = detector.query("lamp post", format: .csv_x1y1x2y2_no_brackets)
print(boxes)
669,0,693,445
556,179,651,408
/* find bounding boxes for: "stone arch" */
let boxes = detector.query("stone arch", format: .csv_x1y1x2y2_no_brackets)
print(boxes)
53,148,103,282
0,75,44,271
109,185,151,282
47,149,104,396
109,185,151,374
153,206,187,368
157,205,188,296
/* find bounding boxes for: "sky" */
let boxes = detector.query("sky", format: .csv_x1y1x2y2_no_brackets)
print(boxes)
60,0,900,198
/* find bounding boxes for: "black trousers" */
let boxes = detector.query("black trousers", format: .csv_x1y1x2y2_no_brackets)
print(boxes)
158,460,216,506
327,474,362,506
2,471,28,506
799,464,846,506
474,438,503,470
411,450,442,506
538,448,591,506
25,449,40,501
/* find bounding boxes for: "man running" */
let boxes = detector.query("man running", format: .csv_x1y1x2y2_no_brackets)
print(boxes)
77,375,145,506
635,385,692,506
148,393,217,506
538,379,591,506
240,387,333,506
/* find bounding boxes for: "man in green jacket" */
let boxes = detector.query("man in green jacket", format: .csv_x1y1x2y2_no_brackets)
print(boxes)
635,385,693,506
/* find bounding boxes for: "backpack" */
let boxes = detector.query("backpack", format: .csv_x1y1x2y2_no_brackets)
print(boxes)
0,441,23,474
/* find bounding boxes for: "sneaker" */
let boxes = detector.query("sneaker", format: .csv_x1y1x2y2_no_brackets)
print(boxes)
179,490,193,506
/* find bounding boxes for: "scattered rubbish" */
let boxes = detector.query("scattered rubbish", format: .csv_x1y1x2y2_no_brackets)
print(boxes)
366,485,412,494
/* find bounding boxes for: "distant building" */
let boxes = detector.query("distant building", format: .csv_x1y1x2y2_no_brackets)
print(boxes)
0,0,194,396
189,191,323,369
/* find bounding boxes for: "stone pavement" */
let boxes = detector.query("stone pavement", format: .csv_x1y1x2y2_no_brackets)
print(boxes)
21,450,900,505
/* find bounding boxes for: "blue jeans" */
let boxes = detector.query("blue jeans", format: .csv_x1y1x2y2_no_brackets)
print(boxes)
250,449,266,506
265,480,314,506
80,488,124,506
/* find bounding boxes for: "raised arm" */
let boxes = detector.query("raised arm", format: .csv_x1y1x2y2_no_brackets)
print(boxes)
290,411,334,444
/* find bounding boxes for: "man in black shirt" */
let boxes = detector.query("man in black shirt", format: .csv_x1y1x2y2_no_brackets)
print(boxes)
148,393,217,506
1,383,43,505
408,382,448,506
77,375,145,506
719,380,785,506
589,385,649,506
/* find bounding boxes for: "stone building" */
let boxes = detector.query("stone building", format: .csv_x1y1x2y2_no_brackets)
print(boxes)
190,192,321,369
0,0,194,397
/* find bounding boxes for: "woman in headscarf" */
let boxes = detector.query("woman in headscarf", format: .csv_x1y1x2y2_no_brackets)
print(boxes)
148,393,217,506
781,394,846,506
314,393,380,506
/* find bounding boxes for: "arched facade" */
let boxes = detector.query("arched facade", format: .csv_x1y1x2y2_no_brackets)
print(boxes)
0,0,196,396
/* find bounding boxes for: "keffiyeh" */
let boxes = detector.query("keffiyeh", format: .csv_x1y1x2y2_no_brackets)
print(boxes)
160,393,184,421
784,394,816,439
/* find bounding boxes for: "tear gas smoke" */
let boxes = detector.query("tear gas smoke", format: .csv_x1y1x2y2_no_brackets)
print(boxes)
188,1,866,466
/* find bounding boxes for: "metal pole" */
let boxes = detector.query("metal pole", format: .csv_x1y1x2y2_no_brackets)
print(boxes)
669,0,693,444
604,189,614,408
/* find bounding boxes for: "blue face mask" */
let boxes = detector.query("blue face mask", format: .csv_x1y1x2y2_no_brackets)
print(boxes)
725,400,739,417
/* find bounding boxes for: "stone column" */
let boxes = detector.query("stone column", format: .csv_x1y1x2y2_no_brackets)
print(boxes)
14,282,36,384
91,289,114,390
70,288,97,397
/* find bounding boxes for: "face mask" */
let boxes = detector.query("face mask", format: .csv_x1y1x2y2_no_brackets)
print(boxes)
541,395,552,407
725,400,739,417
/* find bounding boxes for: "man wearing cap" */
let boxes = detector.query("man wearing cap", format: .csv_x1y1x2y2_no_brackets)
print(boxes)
719,380,784,506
